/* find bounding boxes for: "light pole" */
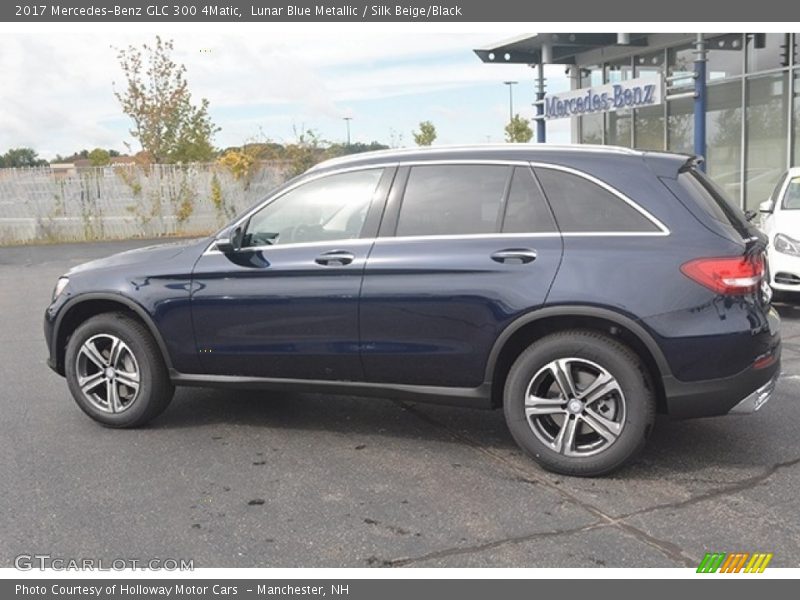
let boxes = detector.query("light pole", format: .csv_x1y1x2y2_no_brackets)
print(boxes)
343,117,352,147
503,81,518,122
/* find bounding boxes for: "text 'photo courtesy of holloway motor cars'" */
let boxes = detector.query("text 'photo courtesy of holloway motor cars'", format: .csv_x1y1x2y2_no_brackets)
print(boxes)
44,144,782,477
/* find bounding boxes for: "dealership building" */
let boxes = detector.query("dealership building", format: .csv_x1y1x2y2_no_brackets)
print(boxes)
476,33,800,211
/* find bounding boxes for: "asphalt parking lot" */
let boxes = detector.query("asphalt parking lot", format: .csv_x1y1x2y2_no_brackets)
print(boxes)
1,239,799,569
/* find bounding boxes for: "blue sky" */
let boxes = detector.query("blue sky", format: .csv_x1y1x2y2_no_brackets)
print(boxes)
0,31,572,159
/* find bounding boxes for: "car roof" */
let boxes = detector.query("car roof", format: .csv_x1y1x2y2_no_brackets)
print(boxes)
307,144,691,176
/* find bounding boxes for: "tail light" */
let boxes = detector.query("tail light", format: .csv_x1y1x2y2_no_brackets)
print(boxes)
680,254,765,295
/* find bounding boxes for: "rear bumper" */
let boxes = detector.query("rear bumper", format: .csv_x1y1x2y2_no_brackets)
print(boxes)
662,352,781,419
729,373,778,414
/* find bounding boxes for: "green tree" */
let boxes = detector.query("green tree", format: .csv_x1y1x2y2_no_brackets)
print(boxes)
281,128,327,177
88,148,111,166
1,147,48,168
505,115,534,143
113,36,219,164
412,121,437,146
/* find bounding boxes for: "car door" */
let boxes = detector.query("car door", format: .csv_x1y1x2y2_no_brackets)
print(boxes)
191,167,393,380
359,163,564,389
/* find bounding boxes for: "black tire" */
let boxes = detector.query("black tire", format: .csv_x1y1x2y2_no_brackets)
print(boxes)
65,312,174,427
503,330,655,477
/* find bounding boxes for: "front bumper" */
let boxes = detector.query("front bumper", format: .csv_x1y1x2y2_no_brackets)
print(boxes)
768,250,800,292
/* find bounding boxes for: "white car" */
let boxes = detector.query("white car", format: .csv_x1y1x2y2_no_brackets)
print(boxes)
760,167,800,295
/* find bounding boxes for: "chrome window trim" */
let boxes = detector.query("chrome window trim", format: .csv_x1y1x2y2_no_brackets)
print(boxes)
203,237,376,256
529,162,670,236
225,163,398,235
203,158,671,256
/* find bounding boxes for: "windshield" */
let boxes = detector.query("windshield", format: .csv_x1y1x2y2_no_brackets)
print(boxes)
782,177,800,210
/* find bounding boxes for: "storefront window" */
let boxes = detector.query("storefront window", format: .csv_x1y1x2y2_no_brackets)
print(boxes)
635,49,665,78
706,81,743,205
633,106,663,150
579,66,604,144
667,97,694,155
668,44,695,80
580,114,604,144
582,65,603,87
794,69,800,164
634,50,666,150
605,58,633,147
745,72,790,209
746,33,792,73
705,34,744,81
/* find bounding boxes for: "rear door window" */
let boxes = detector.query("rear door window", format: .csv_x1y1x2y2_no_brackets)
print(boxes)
395,165,509,236
501,167,557,233
534,168,660,233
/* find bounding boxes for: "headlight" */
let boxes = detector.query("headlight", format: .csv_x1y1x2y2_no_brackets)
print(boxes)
773,234,800,257
52,276,69,301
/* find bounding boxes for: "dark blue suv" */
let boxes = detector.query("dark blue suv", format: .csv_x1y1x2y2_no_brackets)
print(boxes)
44,145,782,476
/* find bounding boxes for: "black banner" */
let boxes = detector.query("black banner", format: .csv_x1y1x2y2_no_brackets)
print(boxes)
5,579,800,599
2,0,799,22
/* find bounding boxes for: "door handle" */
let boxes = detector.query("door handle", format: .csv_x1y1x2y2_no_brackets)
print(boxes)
315,250,355,266
490,248,538,264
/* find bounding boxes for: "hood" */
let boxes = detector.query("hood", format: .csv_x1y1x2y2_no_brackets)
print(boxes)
67,237,208,275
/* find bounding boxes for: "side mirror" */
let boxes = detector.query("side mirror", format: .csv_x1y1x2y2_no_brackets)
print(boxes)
215,237,235,254
215,226,243,254
759,200,774,214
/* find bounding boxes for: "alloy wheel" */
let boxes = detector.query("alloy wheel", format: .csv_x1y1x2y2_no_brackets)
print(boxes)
524,358,626,457
75,334,141,414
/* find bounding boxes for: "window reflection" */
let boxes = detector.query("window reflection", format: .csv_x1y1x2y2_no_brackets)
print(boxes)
706,81,743,205
746,33,793,72
794,69,800,165
633,50,665,151
605,59,633,147
745,73,789,210
705,34,743,81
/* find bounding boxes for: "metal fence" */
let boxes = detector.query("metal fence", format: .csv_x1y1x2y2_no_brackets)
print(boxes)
0,162,290,244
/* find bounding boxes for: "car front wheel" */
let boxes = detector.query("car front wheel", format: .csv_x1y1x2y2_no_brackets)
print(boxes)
64,312,174,427
503,330,655,477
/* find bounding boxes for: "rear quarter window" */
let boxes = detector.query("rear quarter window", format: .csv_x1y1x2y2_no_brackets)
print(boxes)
533,168,660,233
676,170,749,229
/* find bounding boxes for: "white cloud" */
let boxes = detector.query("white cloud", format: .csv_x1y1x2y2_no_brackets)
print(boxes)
0,31,571,158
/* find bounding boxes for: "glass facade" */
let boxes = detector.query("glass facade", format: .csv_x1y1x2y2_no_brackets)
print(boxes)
579,66,604,144
574,33,799,210
706,34,743,81
706,81,743,201
745,72,789,208
746,33,792,72
633,50,665,151
795,69,800,164
605,59,633,147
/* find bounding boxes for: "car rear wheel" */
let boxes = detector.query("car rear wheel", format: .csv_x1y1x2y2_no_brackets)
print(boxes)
65,312,174,427
503,330,655,477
